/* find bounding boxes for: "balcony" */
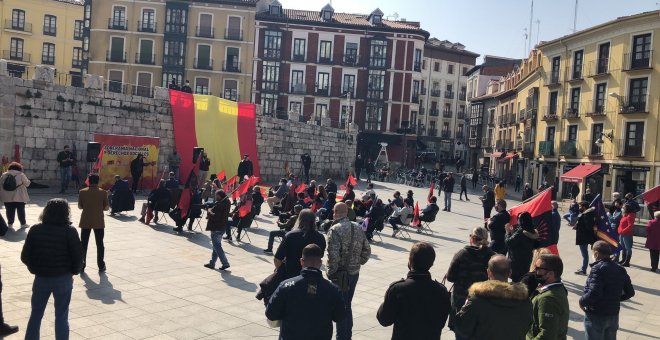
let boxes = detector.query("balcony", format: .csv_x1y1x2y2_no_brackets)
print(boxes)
414,62,421,72
509,113,517,125
459,92,466,101
225,28,243,41
2,50,30,62
431,89,441,97
427,129,438,137
585,100,608,117
421,87,427,95
441,131,451,138
623,50,653,71
581,139,609,157
563,107,580,119
545,71,561,86
526,108,537,120
132,85,153,98
568,64,583,82
318,56,332,64
315,87,329,96
194,58,213,70
559,140,578,157
538,141,554,156
108,18,127,30
444,91,454,99
71,58,82,68
412,95,420,103
165,23,186,35
429,109,439,117
163,55,184,67
135,53,156,65
481,137,492,149
263,49,282,60
541,107,559,121
137,21,156,33
292,54,306,63
106,51,126,63
223,60,240,72
515,138,524,151
196,26,215,38
615,138,645,157
4,20,32,33
505,140,514,150
343,55,358,66
457,111,466,120
587,58,609,77
519,109,526,122
495,140,503,149
617,96,648,114
523,142,535,157
443,110,453,118
290,83,306,94
419,107,425,115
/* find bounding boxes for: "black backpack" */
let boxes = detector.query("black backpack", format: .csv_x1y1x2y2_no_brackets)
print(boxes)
2,175,17,191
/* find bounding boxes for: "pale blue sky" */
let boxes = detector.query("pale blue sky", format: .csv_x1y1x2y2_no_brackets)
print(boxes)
277,0,658,60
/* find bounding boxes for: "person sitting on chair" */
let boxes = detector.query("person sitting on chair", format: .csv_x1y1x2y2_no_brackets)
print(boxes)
264,205,302,253
419,196,440,224
341,184,355,203
174,190,203,233
165,172,180,189
109,175,134,215
316,192,337,221
365,199,386,241
389,201,413,238
252,187,264,216
139,180,171,225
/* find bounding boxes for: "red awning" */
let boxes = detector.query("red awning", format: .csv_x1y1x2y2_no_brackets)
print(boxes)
560,163,601,183
498,152,519,163
492,152,503,158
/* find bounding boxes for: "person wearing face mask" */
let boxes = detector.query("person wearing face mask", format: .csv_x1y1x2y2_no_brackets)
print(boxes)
617,202,636,267
487,199,510,255
527,254,569,340
574,201,597,275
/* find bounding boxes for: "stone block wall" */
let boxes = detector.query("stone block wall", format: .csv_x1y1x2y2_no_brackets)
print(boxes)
0,74,356,185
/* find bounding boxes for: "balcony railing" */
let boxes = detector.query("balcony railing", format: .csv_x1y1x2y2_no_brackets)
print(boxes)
414,62,421,72
421,87,427,95
135,53,156,65
431,89,441,97
412,95,419,103
459,92,466,101
4,20,32,32
291,54,305,62
132,85,154,98
315,88,329,96
469,138,480,148
108,18,127,30
318,56,332,64
615,138,645,157
559,140,578,157
563,107,580,119
515,139,524,151
546,71,561,86
526,108,537,120
427,129,437,137
623,50,653,70
106,51,126,63
509,113,517,125
225,28,243,41
194,58,213,70
538,141,554,156
196,26,215,38
2,50,30,62
617,96,648,114
541,106,559,121
443,110,453,118
581,139,610,157
441,131,451,138
585,100,608,117
223,60,240,72
587,58,609,77
569,64,583,81
71,58,82,68
429,109,439,116
343,55,358,66
290,83,306,94
495,140,503,149
457,111,466,120
505,140,514,150
137,21,157,33
481,137,492,148
444,91,454,99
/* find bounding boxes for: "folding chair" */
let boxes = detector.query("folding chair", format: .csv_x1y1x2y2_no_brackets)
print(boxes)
393,226,411,239
372,228,383,242
193,208,206,233
232,214,255,243
419,215,436,234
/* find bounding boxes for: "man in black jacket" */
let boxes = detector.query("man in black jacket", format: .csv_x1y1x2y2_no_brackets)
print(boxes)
237,154,253,182
354,155,364,181
574,202,597,275
459,173,469,201
377,242,451,340
419,196,440,223
301,153,312,183
442,173,455,212
266,244,346,340
487,199,510,255
57,145,75,194
480,185,496,227
20,198,83,340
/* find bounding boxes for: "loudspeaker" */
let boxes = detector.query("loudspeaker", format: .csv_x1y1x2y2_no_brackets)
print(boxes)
87,142,101,162
192,147,204,163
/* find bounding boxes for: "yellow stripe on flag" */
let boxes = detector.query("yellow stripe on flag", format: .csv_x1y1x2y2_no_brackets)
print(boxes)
193,95,242,179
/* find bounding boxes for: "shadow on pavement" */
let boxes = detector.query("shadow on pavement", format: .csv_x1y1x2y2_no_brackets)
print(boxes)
220,271,258,292
1,226,28,242
80,272,125,305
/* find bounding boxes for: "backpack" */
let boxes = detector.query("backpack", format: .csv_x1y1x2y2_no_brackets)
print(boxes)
2,175,17,191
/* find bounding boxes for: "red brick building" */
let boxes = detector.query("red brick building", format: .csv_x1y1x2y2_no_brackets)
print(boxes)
252,0,429,165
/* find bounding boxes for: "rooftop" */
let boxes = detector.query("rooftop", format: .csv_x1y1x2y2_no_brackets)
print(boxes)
425,37,479,57
52,0,84,5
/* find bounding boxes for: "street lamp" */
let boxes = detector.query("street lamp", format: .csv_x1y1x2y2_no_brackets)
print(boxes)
595,130,614,146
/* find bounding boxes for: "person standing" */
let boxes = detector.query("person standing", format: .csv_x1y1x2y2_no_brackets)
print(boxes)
471,168,479,189
130,154,147,193
617,202,636,267
21,198,83,340
487,199,510,255
168,77,180,91
57,145,75,194
522,183,534,201
645,211,660,272
327,203,371,340
203,190,231,271
494,181,506,201
527,254,569,340
548,201,562,255
582,189,594,204
181,80,192,93
167,150,182,180
0,264,19,336
515,175,522,192
266,244,346,339
453,255,532,340
459,173,468,201
580,241,635,340
0,162,31,228
574,201,597,275
78,174,109,272
301,153,312,183
365,159,375,183
479,185,495,227
571,183,580,201
505,212,538,282
198,153,211,187
377,242,451,340
354,155,364,181
237,154,254,182
442,172,455,212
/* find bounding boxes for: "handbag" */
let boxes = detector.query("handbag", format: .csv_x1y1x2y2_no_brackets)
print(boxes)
332,224,355,292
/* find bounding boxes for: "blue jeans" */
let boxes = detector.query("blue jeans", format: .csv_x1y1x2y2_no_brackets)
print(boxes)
266,229,286,250
60,167,71,193
579,244,590,272
585,313,618,340
563,212,577,225
209,231,229,267
619,235,633,259
26,275,73,340
336,273,359,340
444,192,452,210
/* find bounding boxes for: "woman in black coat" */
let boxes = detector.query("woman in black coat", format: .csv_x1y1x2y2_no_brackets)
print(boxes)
505,212,538,282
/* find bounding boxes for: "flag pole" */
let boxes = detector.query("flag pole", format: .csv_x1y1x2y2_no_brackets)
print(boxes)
633,184,660,201
509,186,554,210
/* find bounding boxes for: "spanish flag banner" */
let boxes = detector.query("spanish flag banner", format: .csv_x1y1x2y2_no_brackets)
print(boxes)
169,90,260,185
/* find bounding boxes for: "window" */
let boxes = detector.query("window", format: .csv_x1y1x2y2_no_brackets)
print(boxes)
343,74,355,95
625,122,644,156
262,61,280,92
73,20,83,40
42,43,55,65
293,38,306,61
291,70,304,93
108,70,123,93
413,49,422,71
442,122,450,134
412,80,420,100
594,83,606,114
369,39,387,67
224,80,238,101
319,40,332,62
137,40,154,64
315,103,328,121
462,66,468,75
597,42,610,74
551,56,561,83
165,8,187,34
367,70,385,100
569,87,581,115
289,101,302,115
345,42,358,65
457,124,464,138
225,47,240,72
226,16,242,40
162,72,182,88
261,93,278,115
9,38,24,60
572,50,583,79
631,33,652,69
590,123,604,155
72,47,82,68
140,9,156,32
316,72,330,95
567,125,578,141
546,127,555,141
163,40,183,66
264,30,282,59
135,72,152,97
447,64,454,74
197,13,213,38
11,9,25,30
340,105,352,128
270,3,281,15
365,102,382,130
627,78,648,112
43,15,57,36
111,6,127,29
195,44,212,69
549,91,558,115
434,62,440,72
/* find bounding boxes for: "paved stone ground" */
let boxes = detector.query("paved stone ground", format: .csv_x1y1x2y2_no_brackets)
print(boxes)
1,180,659,340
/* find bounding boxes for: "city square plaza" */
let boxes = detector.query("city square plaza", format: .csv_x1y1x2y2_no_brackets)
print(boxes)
1,179,659,340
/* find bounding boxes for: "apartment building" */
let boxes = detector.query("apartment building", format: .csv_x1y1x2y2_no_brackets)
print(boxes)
417,38,478,163
82,0,256,99
536,10,660,200
252,0,429,166
0,0,83,85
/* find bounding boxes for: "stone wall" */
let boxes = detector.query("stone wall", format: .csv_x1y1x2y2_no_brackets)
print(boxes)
0,72,356,184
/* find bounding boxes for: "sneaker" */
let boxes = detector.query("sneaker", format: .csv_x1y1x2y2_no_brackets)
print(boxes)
20,224,29,228
219,265,230,271
173,227,183,233
0,323,19,336
574,269,586,275
203,263,215,270
263,249,273,253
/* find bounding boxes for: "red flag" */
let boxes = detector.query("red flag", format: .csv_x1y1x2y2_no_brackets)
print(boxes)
217,170,226,181
224,175,238,191
641,185,660,204
296,183,307,193
411,202,421,227
340,185,347,190
238,199,253,217
428,180,435,203
247,176,261,187
232,179,251,200
91,146,105,173
346,175,357,186
508,187,553,225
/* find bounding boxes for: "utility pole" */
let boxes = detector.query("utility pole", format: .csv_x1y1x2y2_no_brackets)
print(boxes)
573,0,579,32
528,0,534,52
536,20,541,46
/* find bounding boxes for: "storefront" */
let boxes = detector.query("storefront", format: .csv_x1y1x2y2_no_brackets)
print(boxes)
559,163,604,200
613,164,650,197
